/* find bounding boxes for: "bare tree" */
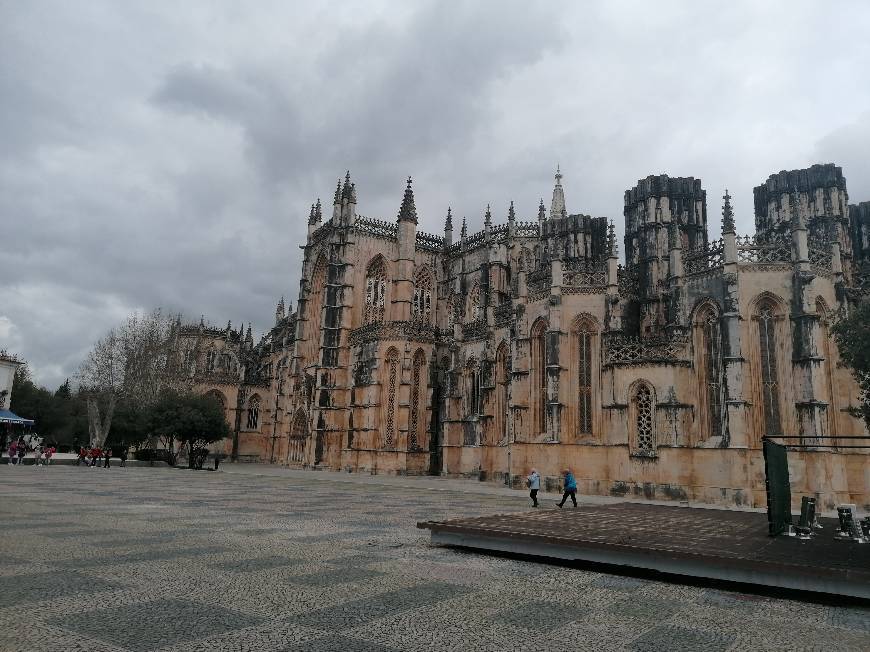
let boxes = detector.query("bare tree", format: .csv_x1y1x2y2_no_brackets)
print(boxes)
78,309,188,446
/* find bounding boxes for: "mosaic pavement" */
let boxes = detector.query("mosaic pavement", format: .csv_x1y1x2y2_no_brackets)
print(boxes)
0,465,868,651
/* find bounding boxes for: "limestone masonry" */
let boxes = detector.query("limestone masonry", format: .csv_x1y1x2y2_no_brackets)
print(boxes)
172,164,870,510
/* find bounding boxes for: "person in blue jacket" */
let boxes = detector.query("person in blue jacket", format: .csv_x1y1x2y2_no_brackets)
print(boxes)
556,468,578,508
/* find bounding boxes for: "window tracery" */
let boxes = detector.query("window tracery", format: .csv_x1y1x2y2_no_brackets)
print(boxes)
384,348,399,448
365,257,388,324
694,304,723,440
412,268,433,324
756,300,782,437
633,383,655,453
246,396,260,430
409,350,426,449
577,326,593,435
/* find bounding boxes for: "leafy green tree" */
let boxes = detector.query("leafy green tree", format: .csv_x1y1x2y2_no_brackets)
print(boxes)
150,391,229,469
832,301,870,431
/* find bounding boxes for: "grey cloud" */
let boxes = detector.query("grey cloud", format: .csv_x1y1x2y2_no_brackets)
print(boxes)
2,0,870,390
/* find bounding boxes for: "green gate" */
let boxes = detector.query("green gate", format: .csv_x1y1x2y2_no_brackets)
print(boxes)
762,438,792,536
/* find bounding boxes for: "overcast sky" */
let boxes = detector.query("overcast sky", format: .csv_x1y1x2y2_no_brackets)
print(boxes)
3,0,870,389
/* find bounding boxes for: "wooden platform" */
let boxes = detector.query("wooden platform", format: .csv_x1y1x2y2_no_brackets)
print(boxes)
417,503,870,599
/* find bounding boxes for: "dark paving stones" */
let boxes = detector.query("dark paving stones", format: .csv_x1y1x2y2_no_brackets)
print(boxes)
492,601,584,631
606,596,681,621
291,566,385,586
55,598,263,652
282,634,399,651
217,556,304,572
629,624,734,652
289,582,466,629
0,570,119,608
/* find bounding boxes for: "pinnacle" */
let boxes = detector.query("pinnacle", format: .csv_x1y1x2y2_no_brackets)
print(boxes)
397,175,417,223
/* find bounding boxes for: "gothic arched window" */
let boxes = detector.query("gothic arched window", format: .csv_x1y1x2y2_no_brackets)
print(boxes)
383,348,400,448
494,343,509,444
531,319,548,437
306,254,328,365
575,320,596,436
413,267,433,324
289,410,308,463
631,382,655,455
409,349,426,450
246,395,260,430
467,283,482,323
755,298,782,437
694,303,723,441
816,298,836,439
205,350,216,373
365,256,388,324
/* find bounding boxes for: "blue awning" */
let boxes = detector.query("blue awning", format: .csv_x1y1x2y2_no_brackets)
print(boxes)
0,410,34,426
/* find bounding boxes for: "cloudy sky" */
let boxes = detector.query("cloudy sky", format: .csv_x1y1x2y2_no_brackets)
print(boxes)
3,0,870,389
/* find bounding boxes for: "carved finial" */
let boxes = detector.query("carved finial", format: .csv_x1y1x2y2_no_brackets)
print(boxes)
461,216,467,239
555,164,562,184
349,183,356,204
445,206,453,231
607,221,618,257
199,315,205,327
508,200,515,223
226,320,232,332
550,165,567,219
721,189,735,234
333,179,341,205
308,203,317,225
484,203,492,228
314,198,322,221
341,171,353,202
538,198,546,223
397,176,417,223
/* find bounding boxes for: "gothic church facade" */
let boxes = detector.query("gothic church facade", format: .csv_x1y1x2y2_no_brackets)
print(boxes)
186,163,870,510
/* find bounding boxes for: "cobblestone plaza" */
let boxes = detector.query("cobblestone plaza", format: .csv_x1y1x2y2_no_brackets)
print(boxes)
1,466,868,651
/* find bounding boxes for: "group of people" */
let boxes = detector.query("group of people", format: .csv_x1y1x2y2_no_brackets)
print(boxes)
76,446,127,468
526,468,578,509
5,437,55,466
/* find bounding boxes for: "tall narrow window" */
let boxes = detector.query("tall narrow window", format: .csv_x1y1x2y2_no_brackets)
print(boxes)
246,396,260,430
289,410,307,463
409,350,426,450
384,348,399,448
467,283,482,322
816,298,836,440
464,359,480,446
413,268,433,324
577,326,593,435
531,319,548,436
306,255,327,365
205,350,216,373
694,304,723,441
365,257,388,324
633,383,655,454
756,299,782,437
494,343,509,444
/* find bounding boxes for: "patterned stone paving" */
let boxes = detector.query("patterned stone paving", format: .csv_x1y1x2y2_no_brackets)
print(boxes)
1,465,868,651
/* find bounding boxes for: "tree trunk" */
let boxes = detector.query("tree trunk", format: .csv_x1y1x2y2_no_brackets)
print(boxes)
86,395,116,447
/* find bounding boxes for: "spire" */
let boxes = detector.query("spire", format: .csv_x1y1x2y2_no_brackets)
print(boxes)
607,221,618,257
332,178,342,220
349,183,356,204
314,198,322,222
276,296,285,324
226,320,232,332
549,165,567,220
341,171,352,202
538,198,546,223
484,203,492,228
508,201,516,223
333,179,341,205
308,203,317,225
245,323,253,345
721,189,735,234
444,206,453,231
397,176,417,223
461,215,467,239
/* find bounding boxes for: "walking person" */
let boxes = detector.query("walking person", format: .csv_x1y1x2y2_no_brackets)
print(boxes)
526,468,541,508
45,445,55,465
119,448,128,467
556,468,578,508
16,438,26,466
103,448,111,468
